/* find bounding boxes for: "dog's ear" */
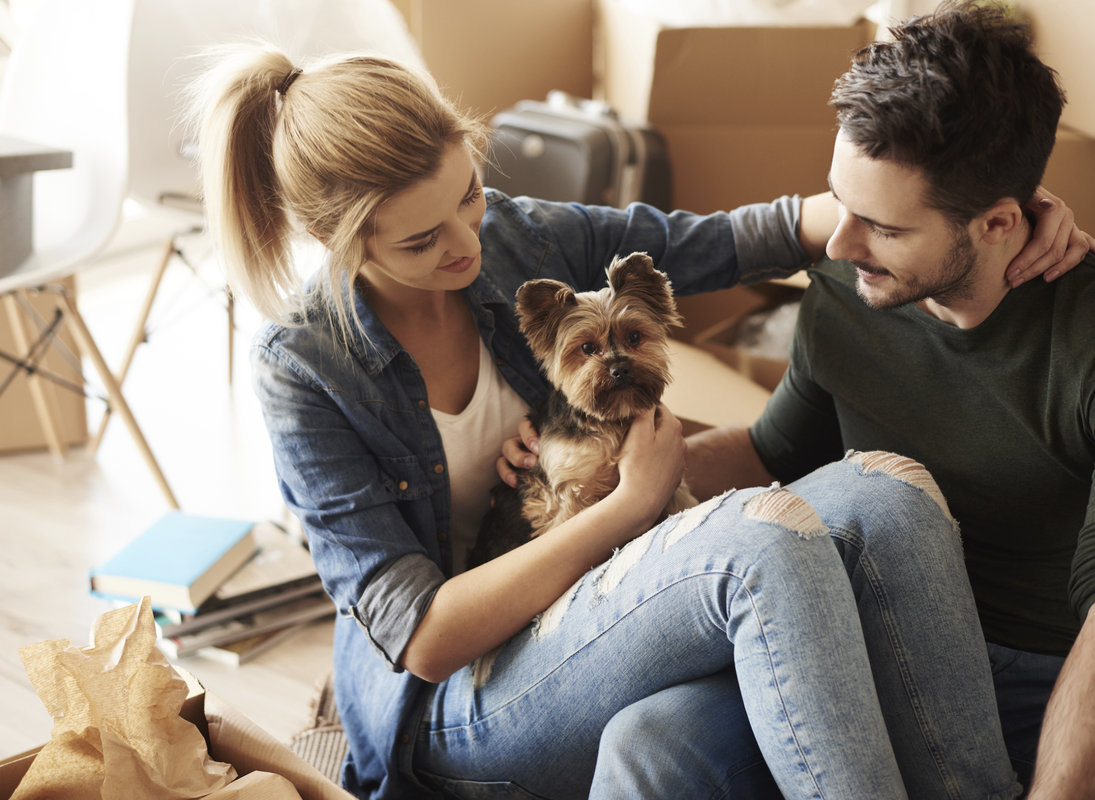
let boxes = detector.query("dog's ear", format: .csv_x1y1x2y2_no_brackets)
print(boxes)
606,252,682,328
516,279,578,358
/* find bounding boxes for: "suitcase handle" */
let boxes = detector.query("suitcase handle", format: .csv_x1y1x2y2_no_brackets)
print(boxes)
546,90,619,121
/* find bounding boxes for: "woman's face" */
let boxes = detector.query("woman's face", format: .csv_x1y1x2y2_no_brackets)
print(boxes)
363,143,486,294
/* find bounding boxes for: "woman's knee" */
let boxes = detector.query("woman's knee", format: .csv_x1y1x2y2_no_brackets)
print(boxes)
793,450,960,541
845,451,955,526
664,485,830,552
647,486,839,587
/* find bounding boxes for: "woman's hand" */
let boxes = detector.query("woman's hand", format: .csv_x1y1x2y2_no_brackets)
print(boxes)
495,417,539,488
1007,186,1095,288
613,405,688,525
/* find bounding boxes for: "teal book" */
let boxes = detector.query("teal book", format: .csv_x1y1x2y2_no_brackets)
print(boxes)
90,513,258,613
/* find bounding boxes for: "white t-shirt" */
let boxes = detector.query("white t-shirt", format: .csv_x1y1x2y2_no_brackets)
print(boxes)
431,338,530,573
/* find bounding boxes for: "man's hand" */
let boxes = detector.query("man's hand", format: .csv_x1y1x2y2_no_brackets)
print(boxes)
1007,186,1095,288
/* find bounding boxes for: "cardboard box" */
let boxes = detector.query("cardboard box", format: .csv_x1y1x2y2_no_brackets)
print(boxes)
1020,0,1095,140
0,277,88,453
0,668,208,799
664,340,772,434
690,282,805,393
0,683,354,800
597,0,875,213
671,274,808,344
396,0,594,118
1043,126,1095,235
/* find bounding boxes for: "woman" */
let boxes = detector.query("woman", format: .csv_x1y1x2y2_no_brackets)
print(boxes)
189,44,1083,800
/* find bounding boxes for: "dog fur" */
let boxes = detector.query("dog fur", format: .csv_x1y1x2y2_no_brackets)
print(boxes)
468,252,698,569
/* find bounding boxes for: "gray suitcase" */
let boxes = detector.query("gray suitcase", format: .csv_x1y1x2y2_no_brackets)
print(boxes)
482,91,672,211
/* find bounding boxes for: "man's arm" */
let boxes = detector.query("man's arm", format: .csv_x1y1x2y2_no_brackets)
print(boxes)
1027,607,1095,799
684,425,775,501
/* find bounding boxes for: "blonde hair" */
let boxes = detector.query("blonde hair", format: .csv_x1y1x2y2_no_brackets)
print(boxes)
186,42,490,337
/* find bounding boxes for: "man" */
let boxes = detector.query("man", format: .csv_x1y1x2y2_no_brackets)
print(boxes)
686,2,1095,796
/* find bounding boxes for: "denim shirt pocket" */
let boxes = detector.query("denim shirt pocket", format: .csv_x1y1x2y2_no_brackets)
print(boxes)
376,454,432,500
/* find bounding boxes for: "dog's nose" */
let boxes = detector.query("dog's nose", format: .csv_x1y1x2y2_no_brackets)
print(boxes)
609,361,631,381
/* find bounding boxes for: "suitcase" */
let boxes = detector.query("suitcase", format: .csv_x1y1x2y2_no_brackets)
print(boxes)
482,91,673,211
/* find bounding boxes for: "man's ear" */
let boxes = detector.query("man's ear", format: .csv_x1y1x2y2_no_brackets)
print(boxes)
976,200,1024,245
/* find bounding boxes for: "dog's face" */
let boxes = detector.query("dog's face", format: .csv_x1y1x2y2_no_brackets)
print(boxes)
516,252,682,421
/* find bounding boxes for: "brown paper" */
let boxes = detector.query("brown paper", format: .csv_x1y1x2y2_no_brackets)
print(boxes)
13,597,237,799
205,771,303,799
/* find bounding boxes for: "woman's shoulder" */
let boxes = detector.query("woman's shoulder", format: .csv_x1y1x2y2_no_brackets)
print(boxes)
250,290,377,388
251,291,338,354
480,189,631,291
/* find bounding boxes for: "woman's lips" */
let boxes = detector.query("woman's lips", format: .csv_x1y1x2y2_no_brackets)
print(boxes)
438,256,475,273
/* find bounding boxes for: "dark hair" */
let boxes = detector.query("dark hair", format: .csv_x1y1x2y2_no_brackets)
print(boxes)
830,0,1065,224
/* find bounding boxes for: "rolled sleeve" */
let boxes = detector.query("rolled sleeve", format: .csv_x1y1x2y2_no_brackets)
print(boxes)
729,195,812,284
351,553,446,671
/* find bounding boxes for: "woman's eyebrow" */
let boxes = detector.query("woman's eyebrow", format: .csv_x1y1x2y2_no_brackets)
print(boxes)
394,225,439,245
392,171,479,244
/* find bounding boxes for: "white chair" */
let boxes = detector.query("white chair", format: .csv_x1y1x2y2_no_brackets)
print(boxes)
0,0,178,508
87,0,425,449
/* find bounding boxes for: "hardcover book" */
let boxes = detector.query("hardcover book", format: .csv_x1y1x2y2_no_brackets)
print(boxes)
203,521,318,608
89,513,257,613
156,522,322,636
158,591,335,659
191,621,315,667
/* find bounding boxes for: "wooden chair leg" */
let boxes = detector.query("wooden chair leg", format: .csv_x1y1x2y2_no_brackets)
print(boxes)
88,235,175,454
55,289,180,509
4,291,68,457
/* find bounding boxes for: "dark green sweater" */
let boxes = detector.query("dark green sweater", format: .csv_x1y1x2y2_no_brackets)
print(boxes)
751,255,1095,657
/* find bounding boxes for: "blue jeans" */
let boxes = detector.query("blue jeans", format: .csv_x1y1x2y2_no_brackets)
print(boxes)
410,454,1021,799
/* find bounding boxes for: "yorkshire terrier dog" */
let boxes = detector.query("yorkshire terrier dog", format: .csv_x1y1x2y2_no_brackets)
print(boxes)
467,251,698,569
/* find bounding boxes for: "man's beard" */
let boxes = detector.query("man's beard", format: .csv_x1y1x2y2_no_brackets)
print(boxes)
854,230,978,311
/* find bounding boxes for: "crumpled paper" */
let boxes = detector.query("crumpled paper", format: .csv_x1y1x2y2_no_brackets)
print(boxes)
14,597,237,800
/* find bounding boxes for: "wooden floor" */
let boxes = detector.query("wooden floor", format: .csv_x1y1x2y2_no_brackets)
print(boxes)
0,214,334,759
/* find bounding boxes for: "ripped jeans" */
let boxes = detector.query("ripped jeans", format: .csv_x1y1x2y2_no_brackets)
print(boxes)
410,454,1022,800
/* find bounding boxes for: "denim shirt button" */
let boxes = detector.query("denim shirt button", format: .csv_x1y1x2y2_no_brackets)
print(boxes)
400,733,410,744
434,464,444,474
418,400,427,410
437,533,447,543
495,357,503,365
399,481,408,491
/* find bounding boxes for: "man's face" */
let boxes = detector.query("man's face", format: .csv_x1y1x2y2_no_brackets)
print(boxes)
826,133,979,311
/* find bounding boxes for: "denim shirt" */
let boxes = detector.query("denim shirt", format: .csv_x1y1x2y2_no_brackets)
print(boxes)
250,190,808,799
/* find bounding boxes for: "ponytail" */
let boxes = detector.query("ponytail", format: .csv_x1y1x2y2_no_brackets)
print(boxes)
186,42,490,338
188,42,300,324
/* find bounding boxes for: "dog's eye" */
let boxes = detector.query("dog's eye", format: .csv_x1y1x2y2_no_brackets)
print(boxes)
626,331,642,346
581,342,598,356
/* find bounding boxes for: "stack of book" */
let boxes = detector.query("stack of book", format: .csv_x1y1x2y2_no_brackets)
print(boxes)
90,512,333,665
